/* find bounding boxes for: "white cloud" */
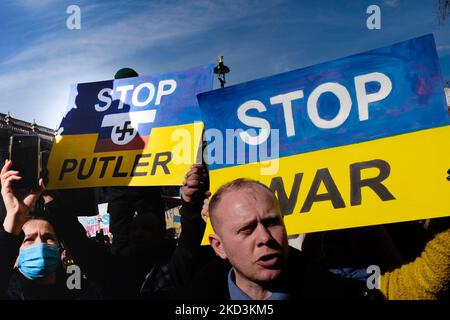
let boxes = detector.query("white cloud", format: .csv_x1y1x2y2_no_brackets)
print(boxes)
438,45,450,52
384,0,400,8
10,0,60,10
0,0,285,128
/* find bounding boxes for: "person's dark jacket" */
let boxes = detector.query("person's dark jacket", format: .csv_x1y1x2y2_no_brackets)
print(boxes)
169,246,381,300
0,226,19,299
0,226,101,300
103,186,166,253
44,196,208,299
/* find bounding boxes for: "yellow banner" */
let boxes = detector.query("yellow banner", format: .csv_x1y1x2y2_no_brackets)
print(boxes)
47,123,203,189
202,126,450,244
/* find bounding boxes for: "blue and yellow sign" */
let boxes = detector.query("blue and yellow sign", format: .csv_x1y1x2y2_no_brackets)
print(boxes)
48,65,214,189
198,34,450,242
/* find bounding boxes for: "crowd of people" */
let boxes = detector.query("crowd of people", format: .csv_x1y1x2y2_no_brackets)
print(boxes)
1,156,449,300
0,68,448,301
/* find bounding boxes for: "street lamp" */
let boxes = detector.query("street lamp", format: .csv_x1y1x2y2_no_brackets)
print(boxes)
214,55,230,88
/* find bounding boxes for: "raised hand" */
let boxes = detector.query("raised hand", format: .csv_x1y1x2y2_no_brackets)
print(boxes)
1,159,44,235
181,164,209,203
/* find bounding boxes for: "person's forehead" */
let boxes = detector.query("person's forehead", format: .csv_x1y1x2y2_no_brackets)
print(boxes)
225,184,274,202
23,220,55,235
216,185,278,219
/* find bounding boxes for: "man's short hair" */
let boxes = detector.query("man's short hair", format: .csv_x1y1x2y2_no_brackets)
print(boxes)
208,178,277,230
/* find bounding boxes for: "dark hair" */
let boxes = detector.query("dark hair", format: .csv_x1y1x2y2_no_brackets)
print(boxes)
25,216,60,243
208,178,277,229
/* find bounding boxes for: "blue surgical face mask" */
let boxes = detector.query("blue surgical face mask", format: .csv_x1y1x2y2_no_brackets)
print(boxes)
18,243,60,280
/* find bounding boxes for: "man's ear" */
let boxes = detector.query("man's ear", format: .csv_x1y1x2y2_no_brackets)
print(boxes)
209,234,227,259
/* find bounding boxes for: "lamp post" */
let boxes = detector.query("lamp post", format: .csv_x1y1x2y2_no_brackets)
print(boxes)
214,55,230,88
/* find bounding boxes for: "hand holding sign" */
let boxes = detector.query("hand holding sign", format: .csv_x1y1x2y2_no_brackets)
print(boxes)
201,197,210,223
181,164,210,204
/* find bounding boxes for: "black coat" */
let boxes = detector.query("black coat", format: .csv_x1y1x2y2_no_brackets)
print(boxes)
44,198,208,299
174,246,379,300
0,227,102,300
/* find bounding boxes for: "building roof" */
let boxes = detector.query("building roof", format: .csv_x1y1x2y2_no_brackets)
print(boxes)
0,112,55,143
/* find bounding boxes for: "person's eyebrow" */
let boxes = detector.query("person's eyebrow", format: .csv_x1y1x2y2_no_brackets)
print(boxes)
237,218,257,232
42,232,57,239
264,210,281,219
261,215,281,225
23,232,37,239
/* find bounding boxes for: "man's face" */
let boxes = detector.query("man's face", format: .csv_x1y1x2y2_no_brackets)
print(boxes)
210,185,289,284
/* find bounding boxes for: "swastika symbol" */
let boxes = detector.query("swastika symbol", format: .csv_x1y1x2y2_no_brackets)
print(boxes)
111,120,138,145
115,121,135,141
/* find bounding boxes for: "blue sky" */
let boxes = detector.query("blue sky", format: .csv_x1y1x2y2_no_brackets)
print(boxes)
0,0,449,129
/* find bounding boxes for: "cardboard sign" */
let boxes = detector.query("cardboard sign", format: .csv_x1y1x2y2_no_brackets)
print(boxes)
86,216,100,237
78,204,110,237
98,203,110,234
198,34,450,243
47,65,213,189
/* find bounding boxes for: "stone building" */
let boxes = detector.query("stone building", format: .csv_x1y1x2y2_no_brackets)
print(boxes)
0,112,55,161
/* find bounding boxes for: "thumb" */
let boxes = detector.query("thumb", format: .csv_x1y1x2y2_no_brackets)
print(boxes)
39,178,46,191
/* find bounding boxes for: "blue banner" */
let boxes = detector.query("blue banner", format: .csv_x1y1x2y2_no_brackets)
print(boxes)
47,64,214,189
197,34,449,170
60,64,213,152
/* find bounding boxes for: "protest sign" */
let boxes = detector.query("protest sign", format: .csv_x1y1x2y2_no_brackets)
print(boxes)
78,203,110,237
198,34,450,242
47,65,213,189
98,203,110,235
85,216,100,237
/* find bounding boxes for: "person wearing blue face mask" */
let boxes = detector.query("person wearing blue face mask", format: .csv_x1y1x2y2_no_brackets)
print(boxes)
0,159,101,300
17,222,61,281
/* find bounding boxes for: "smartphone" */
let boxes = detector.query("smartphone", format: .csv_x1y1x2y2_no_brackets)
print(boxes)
9,134,40,190
40,150,50,186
